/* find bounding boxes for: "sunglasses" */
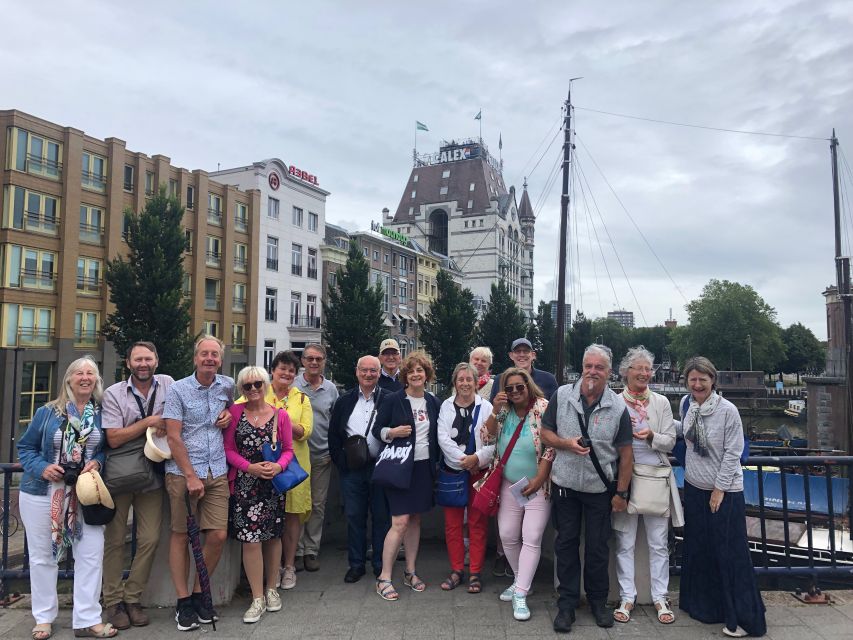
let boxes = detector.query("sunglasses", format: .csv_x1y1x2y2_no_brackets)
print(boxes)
505,384,527,394
242,381,264,391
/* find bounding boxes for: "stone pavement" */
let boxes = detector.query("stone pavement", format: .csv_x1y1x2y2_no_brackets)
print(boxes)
1,539,851,640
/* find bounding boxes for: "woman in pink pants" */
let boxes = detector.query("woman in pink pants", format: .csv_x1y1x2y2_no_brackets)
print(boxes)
481,367,554,622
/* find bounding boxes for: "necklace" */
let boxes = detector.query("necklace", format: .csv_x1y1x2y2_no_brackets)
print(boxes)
245,406,266,426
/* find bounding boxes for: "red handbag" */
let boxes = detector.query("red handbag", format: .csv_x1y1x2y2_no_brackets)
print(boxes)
471,416,526,516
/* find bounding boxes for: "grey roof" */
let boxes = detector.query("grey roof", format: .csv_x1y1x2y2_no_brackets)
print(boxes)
518,185,535,221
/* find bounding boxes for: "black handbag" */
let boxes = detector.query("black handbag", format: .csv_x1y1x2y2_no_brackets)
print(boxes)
343,388,383,470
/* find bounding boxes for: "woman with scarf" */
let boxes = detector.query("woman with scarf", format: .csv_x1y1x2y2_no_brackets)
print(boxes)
678,357,766,638
17,356,116,639
469,346,495,399
612,346,682,625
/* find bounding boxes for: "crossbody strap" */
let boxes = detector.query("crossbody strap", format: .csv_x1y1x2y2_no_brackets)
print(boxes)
577,409,615,495
497,412,526,468
132,383,158,420
363,388,384,438
466,404,481,454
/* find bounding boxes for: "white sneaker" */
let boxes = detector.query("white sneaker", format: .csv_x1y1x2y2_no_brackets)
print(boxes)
265,588,281,612
512,592,531,621
243,597,266,623
500,582,516,602
280,565,297,590
722,626,748,638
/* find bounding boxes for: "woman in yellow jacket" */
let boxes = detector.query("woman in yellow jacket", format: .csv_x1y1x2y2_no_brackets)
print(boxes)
239,351,313,591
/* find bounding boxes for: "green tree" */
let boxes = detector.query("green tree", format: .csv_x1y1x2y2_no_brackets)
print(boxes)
781,323,825,383
530,301,556,375
475,280,528,374
419,270,477,389
670,279,785,372
102,187,194,378
590,318,631,367
322,241,387,388
568,311,592,372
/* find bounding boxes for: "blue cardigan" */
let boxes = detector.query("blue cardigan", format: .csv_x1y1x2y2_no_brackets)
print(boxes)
17,404,105,496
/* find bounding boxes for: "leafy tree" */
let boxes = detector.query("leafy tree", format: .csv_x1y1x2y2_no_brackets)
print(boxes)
781,323,825,383
322,241,387,388
669,279,785,372
103,187,194,378
631,326,672,366
530,300,556,375
475,280,528,374
419,270,477,388
568,311,592,372
590,318,631,367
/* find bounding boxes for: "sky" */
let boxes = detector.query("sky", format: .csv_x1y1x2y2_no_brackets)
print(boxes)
2,0,852,339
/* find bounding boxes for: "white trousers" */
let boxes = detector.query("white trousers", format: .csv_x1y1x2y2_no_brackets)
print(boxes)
613,511,670,603
19,492,105,628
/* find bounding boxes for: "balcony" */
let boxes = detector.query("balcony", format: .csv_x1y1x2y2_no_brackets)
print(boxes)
80,222,103,245
307,267,318,279
291,264,302,276
234,256,247,272
233,297,246,313
205,295,221,311
25,211,59,235
205,251,221,268
74,330,99,348
17,327,55,348
16,268,56,291
266,258,279,271
26,153,62,179
289,315,321,329
234,216,248,233
207,208,222,226
76,276,101,295
82,170,106,192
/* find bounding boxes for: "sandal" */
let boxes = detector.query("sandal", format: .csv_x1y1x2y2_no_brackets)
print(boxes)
441,570,463,591
376,579,399,601
467,573,482,594
403,570,426,592
655,599,675,625
32,624,52,640
73,623,117,638
614,599,634,623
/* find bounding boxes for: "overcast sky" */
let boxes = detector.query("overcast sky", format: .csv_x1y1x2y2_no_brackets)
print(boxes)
3,0,851,339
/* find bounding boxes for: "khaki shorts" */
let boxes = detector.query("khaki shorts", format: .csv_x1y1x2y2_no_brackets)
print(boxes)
165,472,229,533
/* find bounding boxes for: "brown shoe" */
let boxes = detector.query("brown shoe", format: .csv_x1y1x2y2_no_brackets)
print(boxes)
104,603,130,630
303,554,320,572
125,603,150,627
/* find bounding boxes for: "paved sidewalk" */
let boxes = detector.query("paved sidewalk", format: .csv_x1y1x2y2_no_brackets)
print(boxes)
1,540,851,639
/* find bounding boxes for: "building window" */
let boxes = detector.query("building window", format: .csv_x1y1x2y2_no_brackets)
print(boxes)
468,200,474,210
229,282,246,313
3,186,59,235
382,274,390,312
399,255,408,277
373,250,379,262
186,185,195,209
145,171,155,196
266,236,279,270
263,340,276,370
307,248,318,279
2,304,54,347
268,197,280,220
292,206,303,227
76,257,101,295
234,202,248,232
205,236,221,267
234,242,248,272
308,211,318,232
384,253,389,264
204,278,221,310
440,186,448,196
74,311,99,347
469,182,475,191
464,221,468,228
81,152,107,192
306,294,317,327
182,273,191,297
169,178,178,197
410,191,416,199
203,320,219,338
480,219,484,227
123,165,134,192
183,229,194,254
18,361,52,427
290,292,302,325
208,194,223,225
399,280,407,302
413,174,418,182
79,204,103,244
265,287,277,321
442,170,450,179
231,323,246,352
2,245,56,291
291,243,303,276
9,128,62,179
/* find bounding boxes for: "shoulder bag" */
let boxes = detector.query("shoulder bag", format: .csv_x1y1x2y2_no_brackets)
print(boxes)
343,389,383,470
102,387,158,494
263,408,308,494
435,404,480,508
577,409,616,497
471,410,524,516
371,395,416,490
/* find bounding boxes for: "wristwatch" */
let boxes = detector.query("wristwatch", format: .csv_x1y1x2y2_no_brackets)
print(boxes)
615,490,630,500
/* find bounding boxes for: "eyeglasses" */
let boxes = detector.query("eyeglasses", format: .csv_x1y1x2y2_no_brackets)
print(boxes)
303,356,325,362
242,381,264,391
505,384,527,393
629,366,653,374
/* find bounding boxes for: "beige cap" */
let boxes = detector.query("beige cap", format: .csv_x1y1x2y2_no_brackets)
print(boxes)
144,426,172,462
76,470,115,509
379,338,400,353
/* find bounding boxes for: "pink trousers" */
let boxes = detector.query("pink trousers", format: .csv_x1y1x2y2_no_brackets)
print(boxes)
497,478,551,594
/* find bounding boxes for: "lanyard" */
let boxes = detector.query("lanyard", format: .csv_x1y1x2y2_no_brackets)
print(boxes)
132,383,158,421
465,404,481,455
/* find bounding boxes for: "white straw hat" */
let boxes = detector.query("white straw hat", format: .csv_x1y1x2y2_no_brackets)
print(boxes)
144,426,172,462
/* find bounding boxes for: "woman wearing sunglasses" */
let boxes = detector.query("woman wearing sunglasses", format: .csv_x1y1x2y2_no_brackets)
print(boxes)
225,367,294,623
481,367,554,622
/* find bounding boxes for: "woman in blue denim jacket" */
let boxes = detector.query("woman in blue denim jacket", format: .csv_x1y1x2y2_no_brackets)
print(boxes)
17,356,117,640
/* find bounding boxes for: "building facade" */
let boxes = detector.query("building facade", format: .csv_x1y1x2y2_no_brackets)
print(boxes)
0,110,259,460
384,139,535,320
607,309,635,328
211,159,329,368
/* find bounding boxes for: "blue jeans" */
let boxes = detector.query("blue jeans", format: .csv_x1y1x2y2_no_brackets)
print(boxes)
340,462,390,573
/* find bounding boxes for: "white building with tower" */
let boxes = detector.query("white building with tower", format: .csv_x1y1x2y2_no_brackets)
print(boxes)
211,158,329,368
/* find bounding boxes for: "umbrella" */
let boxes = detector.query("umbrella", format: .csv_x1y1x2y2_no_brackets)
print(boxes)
184,494,216,631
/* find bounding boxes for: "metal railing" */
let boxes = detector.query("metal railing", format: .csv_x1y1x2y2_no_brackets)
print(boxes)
289,315,320,329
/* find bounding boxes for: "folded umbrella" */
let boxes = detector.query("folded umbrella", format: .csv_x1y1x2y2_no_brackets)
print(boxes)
184,493,215,631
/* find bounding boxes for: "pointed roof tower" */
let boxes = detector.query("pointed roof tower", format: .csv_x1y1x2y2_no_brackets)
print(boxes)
518,177,535,221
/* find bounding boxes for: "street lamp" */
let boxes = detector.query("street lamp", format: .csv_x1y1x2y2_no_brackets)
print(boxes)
747,334,753,371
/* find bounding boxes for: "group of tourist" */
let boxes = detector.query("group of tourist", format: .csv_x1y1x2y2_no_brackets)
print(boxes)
16,334,767,638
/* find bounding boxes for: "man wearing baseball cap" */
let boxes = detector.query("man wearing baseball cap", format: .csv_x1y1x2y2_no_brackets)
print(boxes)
377,339,402,392
490,337,559,402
